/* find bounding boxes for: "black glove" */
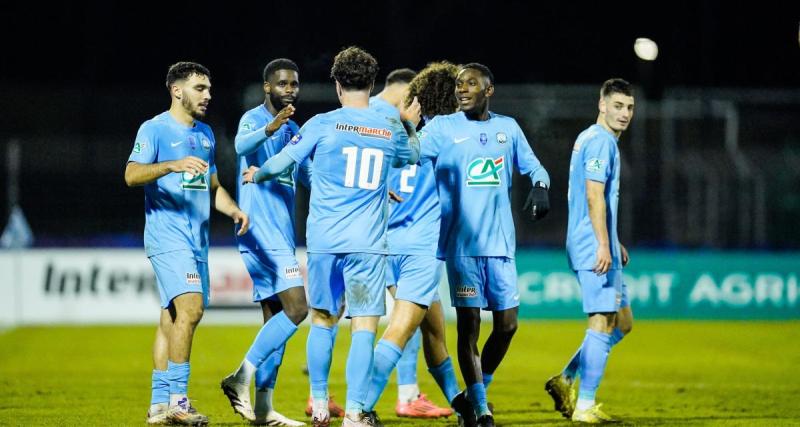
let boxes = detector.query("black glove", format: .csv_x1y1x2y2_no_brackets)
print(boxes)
523,182,549,221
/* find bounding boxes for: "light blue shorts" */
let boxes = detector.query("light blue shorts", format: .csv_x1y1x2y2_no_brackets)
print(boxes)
307,253,386,318
386,255,442,307
149,250,210,309
241,249,304,302
446,256,519,311
576,269,629,314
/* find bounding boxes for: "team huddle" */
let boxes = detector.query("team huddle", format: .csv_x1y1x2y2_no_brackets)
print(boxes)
125,46,635,426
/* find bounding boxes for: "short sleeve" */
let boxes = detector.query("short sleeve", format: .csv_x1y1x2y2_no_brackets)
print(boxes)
582,136,614,183
283,115,323,164
128,123,158,164
419,117,445,164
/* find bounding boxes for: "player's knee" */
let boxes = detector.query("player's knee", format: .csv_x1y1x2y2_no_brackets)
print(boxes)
496,320,518,340
284,304,308,325
618,322,632,335
179,305,204,325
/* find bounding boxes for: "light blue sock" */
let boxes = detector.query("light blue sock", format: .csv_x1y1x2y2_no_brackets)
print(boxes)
563,345,582,380
467,382,490,416
564,327,625,381
245,311,298,366
364,339,403,411
167,360,190,395
428,357,460,404
578,329,612,402
482,372,493,390
345,330,376,414
151,369,169,405
308,325,335,400
256,344,284,391
396,329,420,386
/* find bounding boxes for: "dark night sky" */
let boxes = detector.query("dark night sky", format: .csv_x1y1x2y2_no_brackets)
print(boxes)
2,2,798,90
0,1,798,248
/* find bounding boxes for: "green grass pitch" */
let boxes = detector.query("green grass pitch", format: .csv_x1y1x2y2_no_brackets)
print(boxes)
1,321,799,426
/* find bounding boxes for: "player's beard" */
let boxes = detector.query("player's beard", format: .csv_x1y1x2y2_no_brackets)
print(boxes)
270,92,296,109
183,96,206,120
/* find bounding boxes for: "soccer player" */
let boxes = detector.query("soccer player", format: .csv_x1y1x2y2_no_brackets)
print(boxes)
367,67,454,419
241,46,420,427
545,78,635,424
219,58,307,427
362,62,465,422
125,61,250,426
417,63,551,427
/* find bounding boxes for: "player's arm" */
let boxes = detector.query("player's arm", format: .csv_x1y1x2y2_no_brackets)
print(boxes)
397,96,421,165
234,105,296,156
124,157,208,187
620,243,630,266
417,118,443,165
210,173,249,236
586,179,611,274
242,151,297,184
393,119,421,167
297,157,312,189
514,123,551,220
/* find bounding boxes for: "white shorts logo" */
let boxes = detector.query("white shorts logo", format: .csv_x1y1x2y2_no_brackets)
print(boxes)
284,266,301,279
186,273,201,285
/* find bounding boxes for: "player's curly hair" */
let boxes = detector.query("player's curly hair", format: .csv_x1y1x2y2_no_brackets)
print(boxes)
405,61,459,118
166,61,210,88
330,46,379,90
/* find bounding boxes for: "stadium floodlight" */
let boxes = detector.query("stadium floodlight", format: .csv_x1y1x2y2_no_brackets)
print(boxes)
634,37,659,61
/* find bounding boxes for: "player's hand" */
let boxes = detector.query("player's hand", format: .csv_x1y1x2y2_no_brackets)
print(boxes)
523,183,549,221
400,96,421,127
621,243,630,267
594,245,612,274
265,104,296,135
168,156,209,176
232,210,249,236
241,166,259,185
388,190,404,203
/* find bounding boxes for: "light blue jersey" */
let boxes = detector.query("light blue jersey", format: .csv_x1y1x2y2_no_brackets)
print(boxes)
235,104,305,252
419,111,549,259
369,98,441,256
368,96,399,119
282,107,415,254
128,111,217,261
566,124,622,270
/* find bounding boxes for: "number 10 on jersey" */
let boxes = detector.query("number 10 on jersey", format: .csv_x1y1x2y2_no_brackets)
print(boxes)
342,147,384,190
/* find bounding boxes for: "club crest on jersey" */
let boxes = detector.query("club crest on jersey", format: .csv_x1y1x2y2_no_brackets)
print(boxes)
479,133,488,145
336,122,392,140
185,273,201,285
466,156,504,187
201,137,211,151
455,285,477,298
496,132,507,144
